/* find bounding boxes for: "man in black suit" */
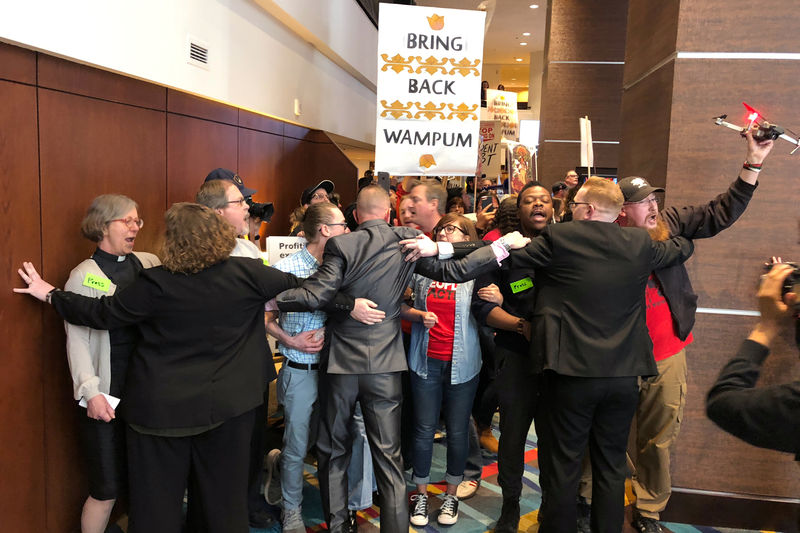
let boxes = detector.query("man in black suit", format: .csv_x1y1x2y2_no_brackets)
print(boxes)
403,177,694,533
274,185,527,533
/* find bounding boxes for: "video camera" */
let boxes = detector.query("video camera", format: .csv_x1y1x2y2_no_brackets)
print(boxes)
763,261,800,348
246,198,274,223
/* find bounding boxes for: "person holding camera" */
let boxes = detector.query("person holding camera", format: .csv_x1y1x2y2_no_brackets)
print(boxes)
706,262,799,455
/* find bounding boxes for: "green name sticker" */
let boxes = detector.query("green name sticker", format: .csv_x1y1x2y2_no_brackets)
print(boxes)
262,258,270,266
83,273,111,292
510,277,533,294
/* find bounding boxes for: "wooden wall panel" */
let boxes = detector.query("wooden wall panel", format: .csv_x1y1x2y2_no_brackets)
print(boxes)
0,80,45,532
673,313,800,498
664,59,799,312
618,59,674,185
313,140,358,206
622,0,679,86
37,88,167,530
239,109,284,136
546,0,628,61
677,2,799,52
38,54,166,110
0,41,36,84
539,63,624,141
166,114,238,206
237,128,288,235
167,89,238,126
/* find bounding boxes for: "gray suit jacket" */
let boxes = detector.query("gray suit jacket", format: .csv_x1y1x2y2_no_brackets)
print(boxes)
276,219,500,374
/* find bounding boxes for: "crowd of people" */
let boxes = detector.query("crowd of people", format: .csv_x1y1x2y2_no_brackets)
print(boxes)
13,126,788,533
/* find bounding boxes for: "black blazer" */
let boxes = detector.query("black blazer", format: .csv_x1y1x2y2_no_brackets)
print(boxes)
508,221,693,377
276,218,502,375
51,257,299,429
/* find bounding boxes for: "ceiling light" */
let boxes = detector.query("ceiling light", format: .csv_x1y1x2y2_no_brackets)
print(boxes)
511,78,517,81
515,58,523,62
520,42,527,46
522,32,531,36
529,4,539,8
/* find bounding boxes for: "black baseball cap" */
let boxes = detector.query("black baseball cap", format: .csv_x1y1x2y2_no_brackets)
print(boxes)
301,180,335,205
204,168,257,197
551,181,567,194
618,176,664,203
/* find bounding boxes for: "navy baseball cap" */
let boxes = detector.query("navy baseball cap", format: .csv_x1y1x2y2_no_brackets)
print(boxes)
204,168,257,197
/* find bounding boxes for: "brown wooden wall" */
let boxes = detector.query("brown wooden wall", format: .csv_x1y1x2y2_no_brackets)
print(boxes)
620,0,800,521
0,41,356,532
537,0,628,187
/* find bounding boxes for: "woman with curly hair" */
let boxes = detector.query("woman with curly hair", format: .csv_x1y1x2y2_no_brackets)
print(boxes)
15,203,302,533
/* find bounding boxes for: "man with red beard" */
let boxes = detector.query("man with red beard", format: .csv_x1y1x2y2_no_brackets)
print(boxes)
614,129,773,533
471,182,555,532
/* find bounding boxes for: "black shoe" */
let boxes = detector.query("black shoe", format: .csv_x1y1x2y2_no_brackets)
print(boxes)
249,509,278,529
576,498,591,533
348,510,359,533
494,498,519,532
632,513,663,533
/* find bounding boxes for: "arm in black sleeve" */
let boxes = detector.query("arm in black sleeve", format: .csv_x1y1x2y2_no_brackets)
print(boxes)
51,276,155,330
276,246,346,312
471,272,500,326
661,178,757,239
415,244,500,283
649,234,694,270
706,339,800,455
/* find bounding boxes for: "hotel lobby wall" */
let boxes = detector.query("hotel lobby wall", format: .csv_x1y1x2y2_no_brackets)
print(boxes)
0,41,355,532
619,0,800,522
537,0,628,186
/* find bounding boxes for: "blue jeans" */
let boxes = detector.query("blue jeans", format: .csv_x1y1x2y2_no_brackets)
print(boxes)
277,364,319,510
346,402,376,510
411,358,480,486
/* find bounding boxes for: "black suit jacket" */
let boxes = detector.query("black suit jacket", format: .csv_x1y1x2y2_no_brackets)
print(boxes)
508,221,693,377
51,257,299,429
276,218,501,374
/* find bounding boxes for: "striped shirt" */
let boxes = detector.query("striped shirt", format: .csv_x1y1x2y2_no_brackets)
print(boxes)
273,247,325,364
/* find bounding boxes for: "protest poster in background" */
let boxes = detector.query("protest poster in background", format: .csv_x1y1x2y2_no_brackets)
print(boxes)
486,89,519,141
375,4,485,176
506,141,533,194
478,120,502,178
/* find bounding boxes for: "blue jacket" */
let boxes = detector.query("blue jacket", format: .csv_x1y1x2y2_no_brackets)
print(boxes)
407,275,482,384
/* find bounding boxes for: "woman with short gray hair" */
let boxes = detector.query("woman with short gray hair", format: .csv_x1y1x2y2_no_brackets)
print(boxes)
67,194,160,533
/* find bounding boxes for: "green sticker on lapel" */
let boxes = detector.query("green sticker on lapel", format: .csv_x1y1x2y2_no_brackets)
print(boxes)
510,277,533,294
83,273,111,292
262,257,270,266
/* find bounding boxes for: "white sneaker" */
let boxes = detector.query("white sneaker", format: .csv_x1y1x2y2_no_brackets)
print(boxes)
409,493,429,527
282,507,306,533
437,494,459,526
456,479,479,499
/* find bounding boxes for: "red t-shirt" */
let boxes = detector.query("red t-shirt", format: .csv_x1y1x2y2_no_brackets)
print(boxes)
645,274,693,361
425,281,457,361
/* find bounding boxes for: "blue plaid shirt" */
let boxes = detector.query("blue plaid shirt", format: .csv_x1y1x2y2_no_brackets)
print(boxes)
273,247,326,364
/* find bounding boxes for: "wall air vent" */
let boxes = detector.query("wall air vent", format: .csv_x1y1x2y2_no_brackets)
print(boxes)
187,35,209,70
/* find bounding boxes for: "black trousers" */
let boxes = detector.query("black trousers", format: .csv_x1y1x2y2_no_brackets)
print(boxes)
473,325,502,428
126,409,255,533
538,372,638,533
496,347,541,501
317,372,408,533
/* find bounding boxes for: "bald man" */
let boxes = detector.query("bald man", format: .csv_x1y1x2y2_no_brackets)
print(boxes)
275,185,516,532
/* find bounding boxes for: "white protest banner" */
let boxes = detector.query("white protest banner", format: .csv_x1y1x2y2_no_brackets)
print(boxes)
375,4,485,176
264,236,306,266
486,89,518,141
478,120,502,178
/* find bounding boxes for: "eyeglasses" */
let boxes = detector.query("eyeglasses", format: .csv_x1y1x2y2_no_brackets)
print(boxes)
108,217,144,229
567,201,591,209
437,224,466,235
311,192,329,201
226,198,247,206
325,222,348,229
624,197,658,206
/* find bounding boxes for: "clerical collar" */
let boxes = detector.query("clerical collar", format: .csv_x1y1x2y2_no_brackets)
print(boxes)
94,247,128,263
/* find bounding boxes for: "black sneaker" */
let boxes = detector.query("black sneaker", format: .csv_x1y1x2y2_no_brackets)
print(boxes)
494,498,519,533
576,498,591,533
437,494,459,526
347,510,359,533
633,514,663,533
410,493,429,527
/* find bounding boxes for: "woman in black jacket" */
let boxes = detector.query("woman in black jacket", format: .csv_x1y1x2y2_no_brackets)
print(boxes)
16,203,301,533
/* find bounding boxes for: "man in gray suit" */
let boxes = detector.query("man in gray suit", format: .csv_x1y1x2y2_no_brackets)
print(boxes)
275,185,527,532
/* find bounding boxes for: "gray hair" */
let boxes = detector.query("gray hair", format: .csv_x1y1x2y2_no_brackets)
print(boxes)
195,179,233,210
80,194,138,242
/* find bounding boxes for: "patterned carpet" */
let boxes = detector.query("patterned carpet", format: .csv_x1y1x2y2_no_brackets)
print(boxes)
250,421,774,533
